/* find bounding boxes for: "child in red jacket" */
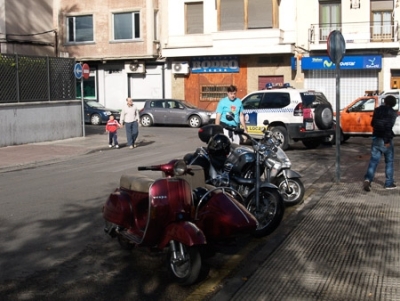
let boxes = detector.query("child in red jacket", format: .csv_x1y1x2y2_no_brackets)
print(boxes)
105,115,121,148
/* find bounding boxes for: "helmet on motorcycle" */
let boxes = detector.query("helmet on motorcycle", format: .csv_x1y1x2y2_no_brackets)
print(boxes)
207,134,231,157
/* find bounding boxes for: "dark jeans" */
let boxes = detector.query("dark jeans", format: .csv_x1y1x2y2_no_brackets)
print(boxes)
364,137,394,187
108,131,118,145
125,121,139,146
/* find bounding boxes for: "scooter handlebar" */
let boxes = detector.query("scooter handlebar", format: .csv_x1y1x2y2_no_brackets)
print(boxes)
138,165,161,171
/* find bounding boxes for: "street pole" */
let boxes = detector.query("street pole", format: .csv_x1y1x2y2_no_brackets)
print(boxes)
335,64,340,183
81,79,85,137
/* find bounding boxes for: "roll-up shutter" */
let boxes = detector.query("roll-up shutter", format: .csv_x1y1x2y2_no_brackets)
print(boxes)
304,70,378,109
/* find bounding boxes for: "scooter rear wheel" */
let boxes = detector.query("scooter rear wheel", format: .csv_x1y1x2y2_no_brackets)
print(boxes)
246,187,285,238
167,243,202,286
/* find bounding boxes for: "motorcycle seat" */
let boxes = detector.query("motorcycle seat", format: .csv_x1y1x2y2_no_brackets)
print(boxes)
120,174,155,192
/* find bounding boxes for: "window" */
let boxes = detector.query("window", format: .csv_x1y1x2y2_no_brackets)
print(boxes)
371,1,393,41
260,93,290,109
113,12,140,40
67,15,93,43
186,2,204,34
243,94,262,109
319,1,341,41
201,85,229,102
219,0,272,31
349,98,376,112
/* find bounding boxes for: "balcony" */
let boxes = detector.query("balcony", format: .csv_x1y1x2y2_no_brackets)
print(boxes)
308,22,399,51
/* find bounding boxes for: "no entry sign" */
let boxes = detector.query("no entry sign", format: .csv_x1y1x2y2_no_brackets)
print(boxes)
82,63,90,80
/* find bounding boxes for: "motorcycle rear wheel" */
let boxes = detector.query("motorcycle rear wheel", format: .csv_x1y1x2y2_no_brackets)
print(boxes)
246,187,285,238
167,243,202,286
276,177,305,206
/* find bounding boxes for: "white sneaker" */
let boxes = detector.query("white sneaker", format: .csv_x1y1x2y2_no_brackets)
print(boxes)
115,145,119,149
109,145,112,148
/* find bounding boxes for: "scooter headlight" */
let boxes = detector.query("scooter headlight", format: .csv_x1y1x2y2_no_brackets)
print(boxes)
174,160,187,176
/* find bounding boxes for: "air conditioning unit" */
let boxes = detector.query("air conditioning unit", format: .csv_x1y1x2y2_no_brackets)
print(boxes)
125,62,145,73
172,61,190,75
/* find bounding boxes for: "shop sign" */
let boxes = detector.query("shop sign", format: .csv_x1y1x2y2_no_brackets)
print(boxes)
301,55,381,70
191,56,239,73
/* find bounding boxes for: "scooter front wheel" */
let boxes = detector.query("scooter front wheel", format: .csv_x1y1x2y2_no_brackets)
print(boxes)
276,177,305,206
246,188,285,238
167,242,202,286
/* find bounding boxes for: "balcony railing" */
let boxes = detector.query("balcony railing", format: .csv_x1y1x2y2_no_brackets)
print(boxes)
309,21,399,44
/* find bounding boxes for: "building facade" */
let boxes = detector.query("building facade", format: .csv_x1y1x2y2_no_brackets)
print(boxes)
56,0,164,111
162,0,400,110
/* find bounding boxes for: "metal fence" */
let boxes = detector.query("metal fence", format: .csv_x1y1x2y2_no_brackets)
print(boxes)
0,54,76,103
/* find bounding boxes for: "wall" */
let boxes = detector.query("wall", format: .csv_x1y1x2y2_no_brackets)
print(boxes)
3,0,55,56
0,101,82,147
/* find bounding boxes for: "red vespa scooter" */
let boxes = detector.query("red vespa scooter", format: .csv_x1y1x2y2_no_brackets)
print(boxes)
102,160,258,286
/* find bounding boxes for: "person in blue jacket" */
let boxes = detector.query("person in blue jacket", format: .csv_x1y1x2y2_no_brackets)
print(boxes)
215,85,247,144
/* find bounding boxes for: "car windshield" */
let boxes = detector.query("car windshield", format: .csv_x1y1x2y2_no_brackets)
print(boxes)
86,100,105,108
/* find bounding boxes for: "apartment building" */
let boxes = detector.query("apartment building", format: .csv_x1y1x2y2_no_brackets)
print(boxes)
162,0,400,110
161,0,296,111
56,0,163,111
295,0,400,108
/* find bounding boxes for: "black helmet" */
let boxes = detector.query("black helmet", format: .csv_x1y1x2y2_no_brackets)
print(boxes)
207,134,231,157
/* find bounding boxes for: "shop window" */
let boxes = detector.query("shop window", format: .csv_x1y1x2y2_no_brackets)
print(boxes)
371,1,393,41
201,85,229,101
219,0,272,31
113,12,140,40
67,15,93,43
76,75,96,99
186,2,204,34
319,1,341,41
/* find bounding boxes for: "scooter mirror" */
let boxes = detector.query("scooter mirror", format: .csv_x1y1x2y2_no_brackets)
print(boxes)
225,112,234,121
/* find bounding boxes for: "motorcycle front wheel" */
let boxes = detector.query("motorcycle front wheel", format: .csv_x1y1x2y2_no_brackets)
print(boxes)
167,242,202,286
246,187,285,238
276,177,305,206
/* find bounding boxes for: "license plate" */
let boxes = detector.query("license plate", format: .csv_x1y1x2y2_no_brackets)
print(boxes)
305,122,314,130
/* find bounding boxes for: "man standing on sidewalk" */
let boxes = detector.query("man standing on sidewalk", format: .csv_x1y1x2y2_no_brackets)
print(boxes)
120,97,140,149
364,95,398,191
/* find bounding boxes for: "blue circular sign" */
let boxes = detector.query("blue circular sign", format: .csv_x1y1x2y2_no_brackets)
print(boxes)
74,63,83,79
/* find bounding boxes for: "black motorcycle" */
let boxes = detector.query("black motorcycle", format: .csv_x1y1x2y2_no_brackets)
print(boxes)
184,124,285,238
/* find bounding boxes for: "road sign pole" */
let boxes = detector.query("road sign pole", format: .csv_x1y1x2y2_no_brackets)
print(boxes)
81,79,85,137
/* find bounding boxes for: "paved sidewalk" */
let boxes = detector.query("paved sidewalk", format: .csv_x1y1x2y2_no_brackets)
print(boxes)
208,145,400,301
0,134,110,172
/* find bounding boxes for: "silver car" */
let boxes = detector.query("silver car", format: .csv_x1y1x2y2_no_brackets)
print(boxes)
139,99,214,128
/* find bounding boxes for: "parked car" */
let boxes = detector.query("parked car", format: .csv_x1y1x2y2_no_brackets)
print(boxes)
241,84,335,150
139,99,214,128
331,92,400,144
84,100,120,125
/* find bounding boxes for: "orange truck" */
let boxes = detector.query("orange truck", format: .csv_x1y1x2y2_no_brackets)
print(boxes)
333,90,400,143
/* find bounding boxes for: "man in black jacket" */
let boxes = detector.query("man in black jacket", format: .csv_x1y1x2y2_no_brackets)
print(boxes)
364,95,398,191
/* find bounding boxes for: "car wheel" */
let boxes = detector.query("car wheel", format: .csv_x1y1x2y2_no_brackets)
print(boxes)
314,104,333,130
90,114,102,125
302,139,322,149
188,115,201,128
140,115,153,127
270,126,289,150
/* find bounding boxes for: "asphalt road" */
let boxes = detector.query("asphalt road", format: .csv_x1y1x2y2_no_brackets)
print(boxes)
0,125,378,301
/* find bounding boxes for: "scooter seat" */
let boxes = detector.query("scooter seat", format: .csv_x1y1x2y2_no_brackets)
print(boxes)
120,174,154,192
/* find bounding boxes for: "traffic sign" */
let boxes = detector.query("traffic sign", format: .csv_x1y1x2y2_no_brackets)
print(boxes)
327,30,346,65
74,63,82,79
82,63,90,80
